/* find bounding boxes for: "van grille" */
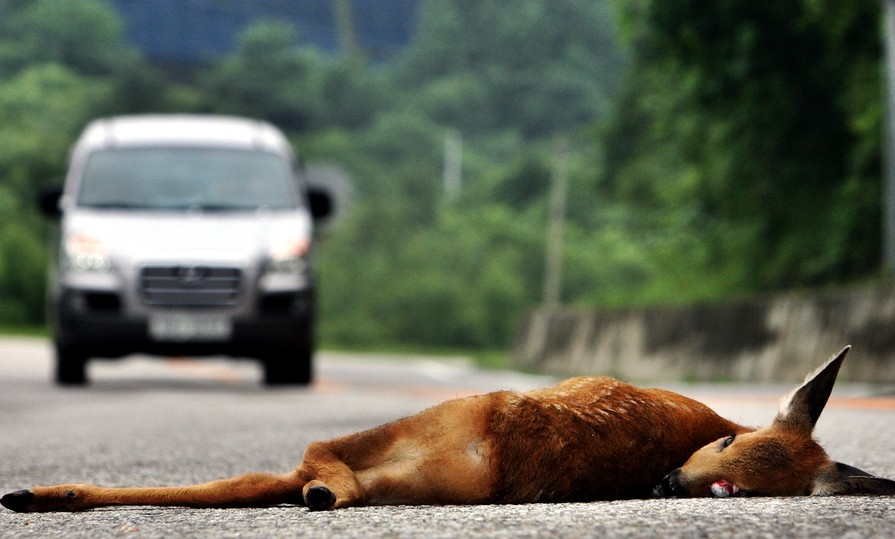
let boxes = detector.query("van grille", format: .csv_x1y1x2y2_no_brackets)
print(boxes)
139,266,243,308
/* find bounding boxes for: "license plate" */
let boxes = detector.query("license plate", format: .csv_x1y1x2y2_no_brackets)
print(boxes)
149,314,232,342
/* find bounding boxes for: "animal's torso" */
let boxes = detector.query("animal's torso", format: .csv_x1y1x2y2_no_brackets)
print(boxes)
488,376,743,502
334,376,744,505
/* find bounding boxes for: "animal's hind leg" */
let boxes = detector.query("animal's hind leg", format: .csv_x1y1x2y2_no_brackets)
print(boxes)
298,441,366,510
2,471,307,512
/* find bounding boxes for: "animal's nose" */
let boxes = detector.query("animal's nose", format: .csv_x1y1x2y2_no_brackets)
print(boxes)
653,469,684,498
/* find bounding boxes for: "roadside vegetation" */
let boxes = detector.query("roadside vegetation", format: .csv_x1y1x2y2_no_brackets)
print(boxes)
0,0,884,353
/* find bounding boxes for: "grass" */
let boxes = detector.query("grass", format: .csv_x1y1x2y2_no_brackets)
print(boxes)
471,349,510,370
0,325,47,337
319,341,511,371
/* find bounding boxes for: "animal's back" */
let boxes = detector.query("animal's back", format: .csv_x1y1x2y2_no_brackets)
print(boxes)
488,376,744,502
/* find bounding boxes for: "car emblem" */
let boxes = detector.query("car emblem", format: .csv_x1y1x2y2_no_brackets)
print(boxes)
176,265,208,285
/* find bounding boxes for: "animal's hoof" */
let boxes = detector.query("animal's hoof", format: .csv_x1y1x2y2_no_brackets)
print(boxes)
305,485,336,511
1,490,35,513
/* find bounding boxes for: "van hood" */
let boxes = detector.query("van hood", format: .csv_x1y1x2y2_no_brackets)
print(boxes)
63,209,313,266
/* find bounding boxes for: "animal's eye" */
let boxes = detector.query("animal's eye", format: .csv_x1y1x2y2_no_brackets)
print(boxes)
721,435,736,449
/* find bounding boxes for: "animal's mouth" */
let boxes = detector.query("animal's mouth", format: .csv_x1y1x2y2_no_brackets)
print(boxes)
710,480,741,497
653,472,745,498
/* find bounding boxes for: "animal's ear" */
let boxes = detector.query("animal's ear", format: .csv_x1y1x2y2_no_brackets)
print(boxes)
774,346,850,433
812,462,895,496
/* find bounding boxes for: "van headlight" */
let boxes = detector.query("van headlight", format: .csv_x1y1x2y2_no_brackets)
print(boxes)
266,237,310,275
63,234,112,272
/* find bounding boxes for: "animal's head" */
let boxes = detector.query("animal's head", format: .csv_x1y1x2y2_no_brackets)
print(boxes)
654,346,895,498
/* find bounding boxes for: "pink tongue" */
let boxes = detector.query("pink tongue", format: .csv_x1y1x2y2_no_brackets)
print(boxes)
710,480,739,497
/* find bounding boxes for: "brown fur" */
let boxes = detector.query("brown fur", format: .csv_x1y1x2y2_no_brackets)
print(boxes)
3,347,894,513
668,427,830,497
489,378,743,502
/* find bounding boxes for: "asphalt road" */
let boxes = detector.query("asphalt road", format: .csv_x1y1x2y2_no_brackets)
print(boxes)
1,336,894,538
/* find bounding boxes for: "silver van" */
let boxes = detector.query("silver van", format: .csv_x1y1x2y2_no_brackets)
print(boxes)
39,115,330,386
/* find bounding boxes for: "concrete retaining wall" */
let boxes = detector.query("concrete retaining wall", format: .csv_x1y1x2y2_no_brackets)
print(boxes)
511,286,895,383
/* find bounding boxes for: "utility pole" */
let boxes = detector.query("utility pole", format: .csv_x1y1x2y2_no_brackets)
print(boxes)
443,129,463,201
333,0,358,53
884,0,895,271
543,135,569,309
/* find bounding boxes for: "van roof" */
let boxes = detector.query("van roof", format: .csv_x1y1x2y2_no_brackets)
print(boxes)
75,115,293,154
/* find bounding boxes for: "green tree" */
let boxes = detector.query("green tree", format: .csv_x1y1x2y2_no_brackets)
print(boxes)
202,21,326,131
0,64,114,324
0,0,153,325
394,0,626,138
202,20,389,132
319,54,388,129
0,64,113,183
600,0,883,295
0,219,46,323
0,0,137,77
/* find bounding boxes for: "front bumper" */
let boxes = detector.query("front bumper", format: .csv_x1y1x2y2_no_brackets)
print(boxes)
53,287,314,359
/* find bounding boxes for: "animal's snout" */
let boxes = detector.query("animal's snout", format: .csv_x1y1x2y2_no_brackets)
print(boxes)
653,469,686,498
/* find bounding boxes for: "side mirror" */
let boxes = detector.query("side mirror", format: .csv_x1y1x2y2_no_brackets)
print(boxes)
308,187,332,221
38,186,64,219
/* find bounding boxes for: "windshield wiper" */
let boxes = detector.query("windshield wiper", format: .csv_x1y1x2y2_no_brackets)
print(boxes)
186,203,260,212
81,202,155,210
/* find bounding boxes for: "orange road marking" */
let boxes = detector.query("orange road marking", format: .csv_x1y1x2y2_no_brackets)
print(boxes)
158,357,895,410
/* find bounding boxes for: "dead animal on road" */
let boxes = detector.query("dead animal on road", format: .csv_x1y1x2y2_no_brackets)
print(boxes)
3,346,894,512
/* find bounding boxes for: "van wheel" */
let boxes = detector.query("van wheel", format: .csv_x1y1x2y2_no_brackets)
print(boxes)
263,345,313,386
55,345,88,386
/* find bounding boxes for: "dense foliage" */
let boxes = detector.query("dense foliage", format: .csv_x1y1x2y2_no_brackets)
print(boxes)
0,0,886,352
601,0,883,297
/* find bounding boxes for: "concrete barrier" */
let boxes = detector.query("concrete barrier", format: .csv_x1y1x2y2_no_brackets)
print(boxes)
511,286,895,383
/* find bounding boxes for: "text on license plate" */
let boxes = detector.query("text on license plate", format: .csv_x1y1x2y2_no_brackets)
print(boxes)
148,314,232,342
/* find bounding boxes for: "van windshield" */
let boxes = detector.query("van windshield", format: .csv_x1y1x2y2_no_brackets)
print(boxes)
77,148,300,211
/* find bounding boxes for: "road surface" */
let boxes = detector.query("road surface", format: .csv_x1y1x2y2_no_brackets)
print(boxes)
1,337,894,538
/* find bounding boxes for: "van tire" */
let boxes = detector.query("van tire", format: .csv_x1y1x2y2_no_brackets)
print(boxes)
262,345,313,386
55,345,88,386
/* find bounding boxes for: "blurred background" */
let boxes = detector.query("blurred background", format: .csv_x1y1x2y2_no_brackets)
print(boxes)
0,0,887,369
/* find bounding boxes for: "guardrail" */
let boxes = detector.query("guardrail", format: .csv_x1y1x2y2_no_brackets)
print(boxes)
512,286,895,383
